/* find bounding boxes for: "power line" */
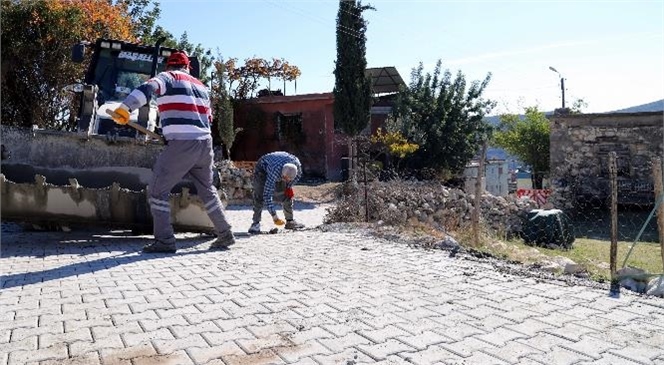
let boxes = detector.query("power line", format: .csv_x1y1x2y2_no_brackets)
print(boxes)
260,1,563,98
262,0,366,40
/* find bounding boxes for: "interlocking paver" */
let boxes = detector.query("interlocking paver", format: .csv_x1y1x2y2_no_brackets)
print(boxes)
525,345,592,365
367,354,414,364
475,327,528,347
431,321,486,342
516,332,576,352
187,341,245,363
396,345,461,365
2,205,664,364
2,335,38,353
274,339,332,363
558,335,621,360
397,331,451,350
11,323,63,342
314,348,374,364
39,327,92,348
288,357,319,365
608,340,664,364
441,337,498,358
28,351,102,365
131,349,195,365
69,334,125,357
91,321,143,339
322,319,374,337
543,322,600,342
357,338,415,360
576,352,644,365
465,314,516,331
444,351,509,365
203,327,255,346
359,325,412,343
122,328,174,347
481,340,544,363
494,307,540,322
223,348,285,365
151,333,209,354
7,343,68,365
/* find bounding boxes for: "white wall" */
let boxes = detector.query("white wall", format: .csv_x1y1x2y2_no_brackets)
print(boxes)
464,160,509,197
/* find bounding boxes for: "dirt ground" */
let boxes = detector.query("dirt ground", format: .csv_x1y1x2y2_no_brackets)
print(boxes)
293,182,341,204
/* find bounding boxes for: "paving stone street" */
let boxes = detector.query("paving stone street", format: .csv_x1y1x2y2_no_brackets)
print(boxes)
1,203,664,365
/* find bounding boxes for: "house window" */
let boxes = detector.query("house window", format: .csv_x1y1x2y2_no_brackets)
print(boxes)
275,112,304,142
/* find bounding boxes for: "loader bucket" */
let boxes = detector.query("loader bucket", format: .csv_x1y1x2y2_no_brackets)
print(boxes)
0,126,219,233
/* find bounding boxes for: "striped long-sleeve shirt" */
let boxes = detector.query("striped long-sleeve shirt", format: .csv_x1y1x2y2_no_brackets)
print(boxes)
122,70,212,141
256,152,302,217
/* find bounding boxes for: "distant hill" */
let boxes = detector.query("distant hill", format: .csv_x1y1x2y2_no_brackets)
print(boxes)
610,99,664,113
482,99,663,123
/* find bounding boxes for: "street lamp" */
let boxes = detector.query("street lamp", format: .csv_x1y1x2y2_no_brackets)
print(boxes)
549,66,566,109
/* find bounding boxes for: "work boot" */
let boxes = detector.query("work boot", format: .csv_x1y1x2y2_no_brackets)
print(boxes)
284,220,305,230
142,240,177,253
209,230,235,250
248,222,261,235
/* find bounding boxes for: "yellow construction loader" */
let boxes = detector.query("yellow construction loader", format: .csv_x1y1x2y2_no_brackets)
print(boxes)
1,38,220,233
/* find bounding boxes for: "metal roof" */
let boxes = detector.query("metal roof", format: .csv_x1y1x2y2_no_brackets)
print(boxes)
365,66,405,94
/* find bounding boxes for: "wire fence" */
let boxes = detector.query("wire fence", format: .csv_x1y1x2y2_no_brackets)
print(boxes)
334,136,664,284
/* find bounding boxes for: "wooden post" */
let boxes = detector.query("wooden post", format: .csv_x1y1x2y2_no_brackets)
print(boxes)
609,152,619,294
348,136,354,180
472,141,488,247
652,157,664,272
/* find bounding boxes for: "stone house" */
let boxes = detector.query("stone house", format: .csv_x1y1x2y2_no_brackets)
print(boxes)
549,111,664,206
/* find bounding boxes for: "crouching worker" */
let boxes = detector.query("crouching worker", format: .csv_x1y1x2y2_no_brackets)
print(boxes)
250,151,306,234
110,51,235,253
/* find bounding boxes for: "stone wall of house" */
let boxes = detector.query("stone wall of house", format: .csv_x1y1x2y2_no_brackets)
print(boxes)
549,112,663,208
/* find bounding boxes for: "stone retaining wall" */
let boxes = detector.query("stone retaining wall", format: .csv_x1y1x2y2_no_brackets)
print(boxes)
325,180,538,237
216,160,254,202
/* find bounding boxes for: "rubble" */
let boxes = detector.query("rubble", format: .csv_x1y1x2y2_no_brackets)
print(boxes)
325,180,538,238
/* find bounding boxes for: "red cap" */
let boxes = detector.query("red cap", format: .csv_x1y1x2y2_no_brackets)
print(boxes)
166,52,190,68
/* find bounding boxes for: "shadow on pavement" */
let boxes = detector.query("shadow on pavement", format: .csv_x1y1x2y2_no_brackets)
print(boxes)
0,229,232,290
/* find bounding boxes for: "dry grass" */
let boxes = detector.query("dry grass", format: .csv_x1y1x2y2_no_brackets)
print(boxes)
479,236,663,281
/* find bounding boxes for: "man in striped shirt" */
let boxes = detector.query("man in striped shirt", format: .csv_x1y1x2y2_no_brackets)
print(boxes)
110,51,235,253
249,151,305,234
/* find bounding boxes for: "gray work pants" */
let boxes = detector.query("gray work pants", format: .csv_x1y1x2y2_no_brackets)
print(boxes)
149,139,231,244
252,168,294,224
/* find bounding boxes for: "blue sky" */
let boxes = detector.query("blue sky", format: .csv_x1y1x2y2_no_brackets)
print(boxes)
158,0,663,114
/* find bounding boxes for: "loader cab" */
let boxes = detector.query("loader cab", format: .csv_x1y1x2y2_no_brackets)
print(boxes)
71,39,200,140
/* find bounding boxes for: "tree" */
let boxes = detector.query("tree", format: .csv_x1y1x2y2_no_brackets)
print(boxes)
115,0,161,42
141,29,214,85
210,57,242,159
570,98,588,114
1,0,135,129
333,0,374,174
390,60,495,174
223,57,300,100
370,128,419,170
493,106,550,189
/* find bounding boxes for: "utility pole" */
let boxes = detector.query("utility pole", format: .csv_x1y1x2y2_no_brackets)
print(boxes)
549,66,566,109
